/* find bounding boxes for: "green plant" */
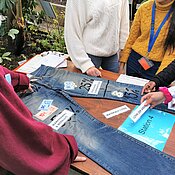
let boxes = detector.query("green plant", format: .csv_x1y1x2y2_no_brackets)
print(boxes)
0,51,11,63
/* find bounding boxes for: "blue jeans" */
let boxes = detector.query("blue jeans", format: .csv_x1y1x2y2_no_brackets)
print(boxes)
19,65,175,175
21,85,175,175
88,53,119,73
126,50,161,80
30,65,175,114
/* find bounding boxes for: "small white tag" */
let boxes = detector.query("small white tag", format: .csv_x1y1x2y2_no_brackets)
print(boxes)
48,110,74,130
103,105,130,119
88,80,102,95
38,99,53,111
129,101,150,123
168,98,175,111
64,81,76,90
5,74,12,85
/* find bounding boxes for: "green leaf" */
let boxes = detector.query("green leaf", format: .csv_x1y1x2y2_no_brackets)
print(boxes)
3,57,12,61
8,29,19,39
2,52,11,57
0,57,3,63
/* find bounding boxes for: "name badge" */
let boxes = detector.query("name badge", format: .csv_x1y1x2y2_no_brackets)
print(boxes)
138,57,154,70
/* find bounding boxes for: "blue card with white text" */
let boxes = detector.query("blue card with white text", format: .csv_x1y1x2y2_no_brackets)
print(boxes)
119,107,175,151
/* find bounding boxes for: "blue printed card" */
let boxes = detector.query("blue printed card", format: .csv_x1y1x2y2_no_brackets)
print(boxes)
119,106,175,151
38,99,53,111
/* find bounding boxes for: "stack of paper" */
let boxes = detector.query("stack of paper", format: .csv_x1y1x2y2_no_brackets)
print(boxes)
16,51,68,74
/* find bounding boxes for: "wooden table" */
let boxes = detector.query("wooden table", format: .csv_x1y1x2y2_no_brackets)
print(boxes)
66,61,175,175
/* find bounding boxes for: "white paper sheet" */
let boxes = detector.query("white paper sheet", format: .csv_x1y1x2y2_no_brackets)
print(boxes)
116,74,149,86
16,51,68,74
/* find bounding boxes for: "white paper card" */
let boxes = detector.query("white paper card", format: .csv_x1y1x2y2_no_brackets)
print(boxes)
168,98,175,111
16,52,67,74
48,110,74,130
103,105,130,119
129,101,150,122
116,74,149,86
88,80,102,95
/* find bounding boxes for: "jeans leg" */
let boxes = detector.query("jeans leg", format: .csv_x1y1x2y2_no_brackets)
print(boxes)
101,53,119,73
87,54,102,68
21,85,175,175
30,65,175,114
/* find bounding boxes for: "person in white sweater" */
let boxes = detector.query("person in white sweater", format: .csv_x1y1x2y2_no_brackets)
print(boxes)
64,0,129,77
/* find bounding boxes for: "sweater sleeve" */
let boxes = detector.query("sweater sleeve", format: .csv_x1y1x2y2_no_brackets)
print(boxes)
0,72,78,175
119,4,142,63
1,66,29,91
168,86,175,98
119,0,130,50
151,59,175,88
64,0,94,73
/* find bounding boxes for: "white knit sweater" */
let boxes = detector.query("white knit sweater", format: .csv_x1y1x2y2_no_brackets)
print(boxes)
64,0,129,73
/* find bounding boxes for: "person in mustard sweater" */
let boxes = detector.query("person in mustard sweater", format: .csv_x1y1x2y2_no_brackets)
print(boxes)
119,0,175,80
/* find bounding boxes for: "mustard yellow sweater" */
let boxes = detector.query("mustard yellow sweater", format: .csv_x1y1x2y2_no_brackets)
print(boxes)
120,0,175,73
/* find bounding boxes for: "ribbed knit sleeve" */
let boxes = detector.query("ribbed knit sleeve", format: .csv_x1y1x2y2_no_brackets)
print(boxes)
119,0,130,49
120,4,142,63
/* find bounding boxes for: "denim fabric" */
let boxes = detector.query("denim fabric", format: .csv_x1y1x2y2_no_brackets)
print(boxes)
30,65,175,114
88,53,119,73
126,50,161,80
21,84,175,175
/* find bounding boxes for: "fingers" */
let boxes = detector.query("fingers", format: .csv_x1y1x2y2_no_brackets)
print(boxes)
86,67,101,77
74,156,87,162
28,84,34,92
141,81,156,95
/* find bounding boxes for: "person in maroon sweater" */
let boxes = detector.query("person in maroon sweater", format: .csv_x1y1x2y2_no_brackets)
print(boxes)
0,66,86,175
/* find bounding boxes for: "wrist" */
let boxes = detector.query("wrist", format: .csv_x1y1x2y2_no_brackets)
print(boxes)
159,87,173,104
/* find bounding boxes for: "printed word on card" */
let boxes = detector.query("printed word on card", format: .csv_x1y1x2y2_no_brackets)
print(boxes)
103,105,130,119
88,80,102,95
129,101,150,122
49,110,74,130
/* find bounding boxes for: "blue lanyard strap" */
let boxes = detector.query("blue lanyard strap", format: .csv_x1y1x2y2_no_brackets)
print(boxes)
148,1,173,53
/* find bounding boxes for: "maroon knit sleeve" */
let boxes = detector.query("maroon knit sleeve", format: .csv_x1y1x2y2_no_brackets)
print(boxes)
0,66,29,91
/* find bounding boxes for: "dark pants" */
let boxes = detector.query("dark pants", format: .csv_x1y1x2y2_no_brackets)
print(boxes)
126,50,161,80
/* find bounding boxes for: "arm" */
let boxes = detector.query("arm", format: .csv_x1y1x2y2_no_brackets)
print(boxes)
141,86,175,108
0,66,29,92
64,0,94,73
152,59,175,88
119,0,130,50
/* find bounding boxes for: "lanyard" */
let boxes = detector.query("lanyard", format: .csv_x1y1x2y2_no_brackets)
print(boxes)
148,1,172,53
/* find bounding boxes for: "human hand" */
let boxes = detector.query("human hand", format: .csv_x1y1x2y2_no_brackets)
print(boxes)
86,67,101,77
73,156,86,162
141,91,165,108
141,81,156,95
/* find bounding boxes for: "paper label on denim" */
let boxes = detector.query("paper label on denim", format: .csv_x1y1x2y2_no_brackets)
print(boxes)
64,81,76,90
103,105,130,119
49,110,74,130
34,105,58,121
119,107,175,151
88,80,102,95
38,99,53,111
